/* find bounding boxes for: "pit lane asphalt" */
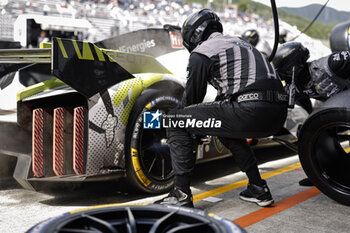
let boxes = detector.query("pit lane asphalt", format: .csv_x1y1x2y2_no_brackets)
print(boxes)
1,146,349,233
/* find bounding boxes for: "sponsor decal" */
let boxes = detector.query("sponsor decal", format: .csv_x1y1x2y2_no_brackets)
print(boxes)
169,31,183,48
101,114,118,147
237,93,260,103
131,148,151,186
332,53,341,61
277,93,288,102
117,39,156,53
341,51,350,60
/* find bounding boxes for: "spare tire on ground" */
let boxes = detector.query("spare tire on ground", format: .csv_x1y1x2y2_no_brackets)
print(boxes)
298,90,350,206
26,204,246,233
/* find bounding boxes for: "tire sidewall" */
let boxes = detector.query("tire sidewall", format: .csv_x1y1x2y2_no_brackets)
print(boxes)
298,109,350,205
27,205,245,233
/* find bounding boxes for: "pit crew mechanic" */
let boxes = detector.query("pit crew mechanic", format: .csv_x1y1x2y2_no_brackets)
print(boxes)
273,42,350,102
273,42,350,186
155,9,288,208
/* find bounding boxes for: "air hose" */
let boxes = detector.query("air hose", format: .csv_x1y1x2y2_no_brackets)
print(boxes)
268,0,279,62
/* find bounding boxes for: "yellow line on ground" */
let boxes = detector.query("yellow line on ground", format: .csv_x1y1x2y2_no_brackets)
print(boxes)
69,203,148,214
69,162,302,213
193,163,301,202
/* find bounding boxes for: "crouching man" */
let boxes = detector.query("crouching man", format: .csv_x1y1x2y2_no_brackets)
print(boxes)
155,9,288,207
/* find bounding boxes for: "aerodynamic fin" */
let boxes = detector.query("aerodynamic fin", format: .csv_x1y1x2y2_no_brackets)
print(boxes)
52,38,135,98
52,38,172,98
1,37,172,97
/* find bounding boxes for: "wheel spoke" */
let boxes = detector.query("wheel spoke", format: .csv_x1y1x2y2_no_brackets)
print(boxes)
126,207,137,233
81,214,118,233
149,210,177,233
161,157,165,179
148,155,157,174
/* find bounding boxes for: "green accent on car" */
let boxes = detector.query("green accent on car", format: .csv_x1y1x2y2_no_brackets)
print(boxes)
17,78,66,101
72,40,94,61
40,42,52,49
113,74,164,126
93,44,106,62
56,38,68,58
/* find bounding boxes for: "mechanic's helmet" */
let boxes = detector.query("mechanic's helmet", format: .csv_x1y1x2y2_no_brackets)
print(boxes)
241,29,259,46
272,42,310,82
181,9,223,52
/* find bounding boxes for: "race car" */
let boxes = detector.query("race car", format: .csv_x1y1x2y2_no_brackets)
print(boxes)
0,26,307,194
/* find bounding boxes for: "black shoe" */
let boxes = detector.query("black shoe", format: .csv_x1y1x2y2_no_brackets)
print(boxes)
154,187,194,208
239,180,274,207
299,178,314,186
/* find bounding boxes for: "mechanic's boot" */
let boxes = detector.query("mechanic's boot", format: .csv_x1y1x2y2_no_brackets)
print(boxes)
299,178,314,187
239,180,274,207
154,187,194,208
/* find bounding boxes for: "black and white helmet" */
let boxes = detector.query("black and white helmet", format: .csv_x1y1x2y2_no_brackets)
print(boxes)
272,42,310,81
181,9,223,52
241,29,260,46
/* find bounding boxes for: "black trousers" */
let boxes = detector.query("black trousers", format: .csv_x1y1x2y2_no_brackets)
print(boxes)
166,99,287,188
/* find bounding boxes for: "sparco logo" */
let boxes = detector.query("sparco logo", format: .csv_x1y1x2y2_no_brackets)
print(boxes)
237,93,260,102
277,93,288,101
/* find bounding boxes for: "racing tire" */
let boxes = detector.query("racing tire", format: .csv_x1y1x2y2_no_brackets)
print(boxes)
298,108,350,206
125,90,181,194
27,204,246,233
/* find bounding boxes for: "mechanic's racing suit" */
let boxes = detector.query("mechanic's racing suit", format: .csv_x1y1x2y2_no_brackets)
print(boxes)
298,51,350,101
168,33,288,192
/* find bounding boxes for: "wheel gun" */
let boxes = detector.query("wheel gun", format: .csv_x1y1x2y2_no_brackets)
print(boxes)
288,66,296,108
